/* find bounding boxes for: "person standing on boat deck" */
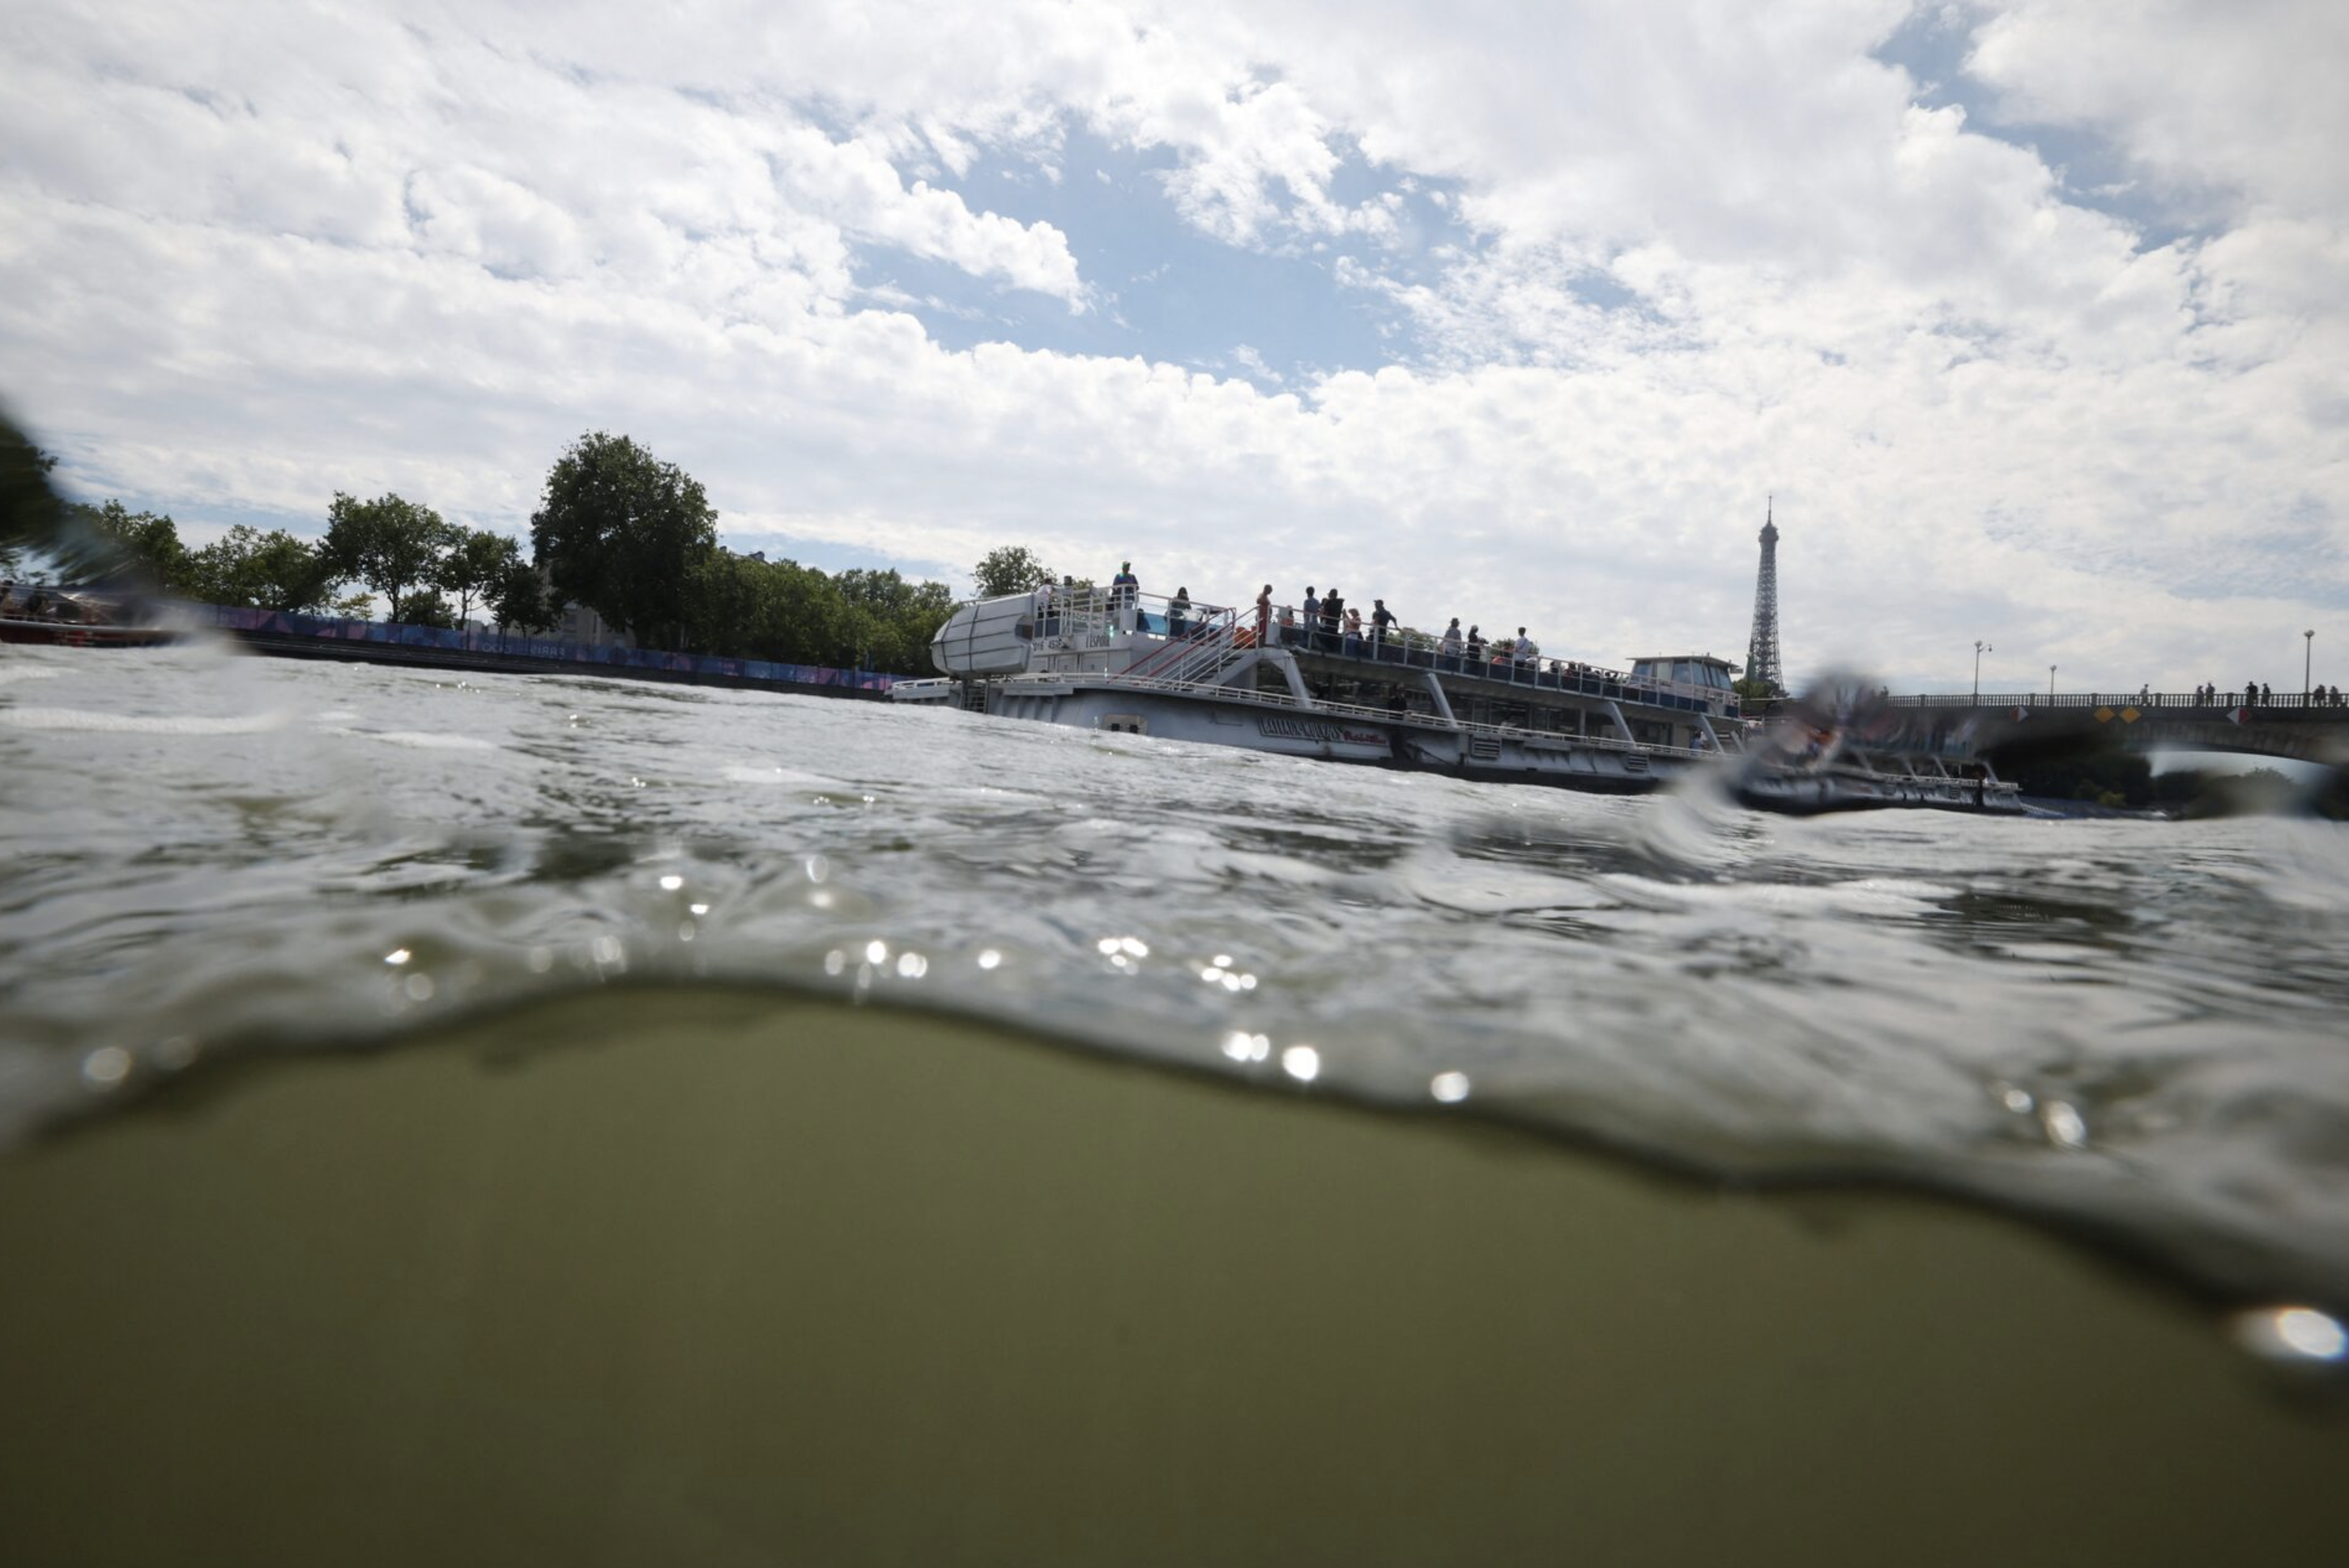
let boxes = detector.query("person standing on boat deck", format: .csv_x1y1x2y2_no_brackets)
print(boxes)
1300,587,1319,649
1439,618,1461,671
1371,599,1396,658
1168,586,1192,641
1254,585,1273,645
1343,606,1362,654
1032,577,1055,636
1111,562,1140,629
1321,589,1345,654
1465,625,1485,666
1514,627,1538,676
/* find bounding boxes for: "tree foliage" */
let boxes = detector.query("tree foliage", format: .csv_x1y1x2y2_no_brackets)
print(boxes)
437,526,524,626
973,545,1054,599
488,555,561,633
322,492,456,623
531,432,717,650
185,523,339,612
669,552,953,673
78,501,194,592
834,568,956,672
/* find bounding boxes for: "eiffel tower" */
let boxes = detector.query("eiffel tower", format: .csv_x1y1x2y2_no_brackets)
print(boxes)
1744,499,1783,694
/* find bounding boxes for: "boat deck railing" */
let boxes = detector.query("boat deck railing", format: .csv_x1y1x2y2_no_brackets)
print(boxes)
1012,586,1734,718
1060,665,1721,763
1204,613,1728,717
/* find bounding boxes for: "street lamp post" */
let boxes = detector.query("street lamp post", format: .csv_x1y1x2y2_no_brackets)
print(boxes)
2307,629,2316,703
2048,664,2057,700
1973,639,1993,702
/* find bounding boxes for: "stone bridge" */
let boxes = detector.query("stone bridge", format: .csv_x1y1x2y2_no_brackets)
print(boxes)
1884,690,2349,769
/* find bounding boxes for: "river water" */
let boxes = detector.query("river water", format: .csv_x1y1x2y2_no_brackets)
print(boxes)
4,636,2347,1314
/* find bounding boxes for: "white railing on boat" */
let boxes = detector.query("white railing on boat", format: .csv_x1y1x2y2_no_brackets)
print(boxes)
1032,666,1718,763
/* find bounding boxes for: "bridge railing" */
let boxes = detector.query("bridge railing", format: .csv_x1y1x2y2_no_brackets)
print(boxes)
1885,691,2349,713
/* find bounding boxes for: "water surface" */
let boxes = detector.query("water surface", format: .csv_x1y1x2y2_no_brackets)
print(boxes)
4,638,2347,1307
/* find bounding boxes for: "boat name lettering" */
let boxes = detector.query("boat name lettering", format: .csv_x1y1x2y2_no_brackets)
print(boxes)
1256,716,1385,745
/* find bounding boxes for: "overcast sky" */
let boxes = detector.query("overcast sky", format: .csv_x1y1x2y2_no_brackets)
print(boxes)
5,1,2344,692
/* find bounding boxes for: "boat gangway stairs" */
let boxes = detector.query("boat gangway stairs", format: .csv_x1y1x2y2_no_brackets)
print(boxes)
1118,606,1251,688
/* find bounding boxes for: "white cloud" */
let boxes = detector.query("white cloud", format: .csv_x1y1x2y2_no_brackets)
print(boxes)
0,0,2343,694
1967,0,2349,227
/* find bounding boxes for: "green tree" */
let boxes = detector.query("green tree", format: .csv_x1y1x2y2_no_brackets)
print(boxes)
78,501,194,593
322,492,456,623
833,567,956,673
681,550,770,659
437,526,525,626
399,591,458,629
530,432,717,650
185,523,339,611
973,545,1054,599
488,556,561,633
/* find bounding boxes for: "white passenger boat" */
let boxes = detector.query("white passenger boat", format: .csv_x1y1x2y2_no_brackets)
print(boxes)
892,586,1742,793
1729,680,2026,815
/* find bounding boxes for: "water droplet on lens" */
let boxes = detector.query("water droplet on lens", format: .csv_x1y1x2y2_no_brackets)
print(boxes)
404,973,436,1002
896,952,927,978
385,948,412,966
2232,1306,2347,1365
864,940,889,965
1430,1071,1471,1104
1281,1046,1321,1083
977,949,1002,970
659,874,684,892
823,949,846,976
81,1046,132,1090
2041,1100,2088,1150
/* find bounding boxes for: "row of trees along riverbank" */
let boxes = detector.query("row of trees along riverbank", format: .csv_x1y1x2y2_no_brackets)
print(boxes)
16,429,963,676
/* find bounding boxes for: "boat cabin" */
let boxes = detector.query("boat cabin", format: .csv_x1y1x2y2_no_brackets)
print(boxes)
1629,655,1739,705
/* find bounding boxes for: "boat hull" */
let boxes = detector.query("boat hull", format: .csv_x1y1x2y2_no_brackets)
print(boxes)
0,617,181,649
901,676,1690,794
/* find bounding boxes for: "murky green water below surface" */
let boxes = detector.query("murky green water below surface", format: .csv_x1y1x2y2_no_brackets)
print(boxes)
3,641,2347,1562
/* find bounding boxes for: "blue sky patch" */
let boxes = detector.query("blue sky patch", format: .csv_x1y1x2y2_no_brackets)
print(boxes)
1870,6,2203,249
858,125,1480,388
